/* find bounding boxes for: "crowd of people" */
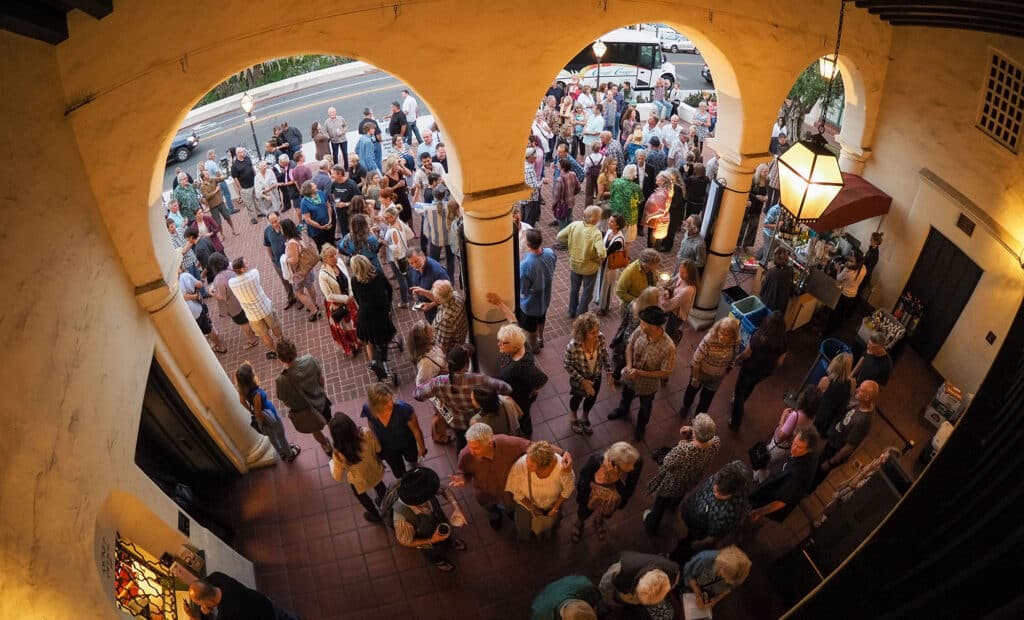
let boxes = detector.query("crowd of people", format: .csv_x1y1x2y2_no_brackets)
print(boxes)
171,81,894,620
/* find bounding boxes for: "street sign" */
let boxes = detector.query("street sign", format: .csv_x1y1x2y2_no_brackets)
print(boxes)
244,115,256,123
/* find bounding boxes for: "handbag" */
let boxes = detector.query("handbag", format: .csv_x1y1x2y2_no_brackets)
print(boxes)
587,481,621,517
430,412,453,444
607,248,629,270
748,440,770,471
292,238,320,278
330,303,349,323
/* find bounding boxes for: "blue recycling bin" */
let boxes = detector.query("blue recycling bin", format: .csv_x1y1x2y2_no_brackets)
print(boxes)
806,338,852,386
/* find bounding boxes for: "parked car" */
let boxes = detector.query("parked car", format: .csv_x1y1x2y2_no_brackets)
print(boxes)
167,131,199,164
701,63,714,85
660,32,697,54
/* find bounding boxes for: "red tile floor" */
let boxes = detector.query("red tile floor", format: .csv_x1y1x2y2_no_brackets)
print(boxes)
194,156,943,619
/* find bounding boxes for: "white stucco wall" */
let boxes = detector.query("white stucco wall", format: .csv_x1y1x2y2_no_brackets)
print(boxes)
851,27,1024,393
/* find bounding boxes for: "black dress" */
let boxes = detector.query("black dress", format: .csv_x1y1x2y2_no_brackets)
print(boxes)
352,272,396,346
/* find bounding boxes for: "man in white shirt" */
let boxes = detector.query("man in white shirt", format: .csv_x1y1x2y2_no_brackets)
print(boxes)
400,89,422,145
413,152,446,203
661,114,683,147
582,105,605,151
228,256,284,359
416,129,437,158
505,441,575,541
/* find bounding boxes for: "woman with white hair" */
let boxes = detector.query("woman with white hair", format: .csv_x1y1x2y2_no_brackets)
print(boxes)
683,546,752,612
599,550,679,617
643,413,721,534
571,442,642,543
254,158,281,214
493,322,548,438
532,109,555,161
610,164,642,243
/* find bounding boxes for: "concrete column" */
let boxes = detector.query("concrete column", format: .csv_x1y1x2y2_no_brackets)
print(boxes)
460,185,530,375
836,135,872,175
137,279,277,473
689,155,756,330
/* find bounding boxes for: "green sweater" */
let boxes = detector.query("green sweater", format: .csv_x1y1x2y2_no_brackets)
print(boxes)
556,221,606,276
531,575,600,620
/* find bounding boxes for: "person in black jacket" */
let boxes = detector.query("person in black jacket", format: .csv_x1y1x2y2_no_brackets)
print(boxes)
683,162,710,220
571,442,643,543
760,248,795,313
186,572,300,620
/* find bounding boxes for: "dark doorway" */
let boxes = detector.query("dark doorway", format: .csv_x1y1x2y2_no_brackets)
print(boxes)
136,359,240,541
902,227,982,361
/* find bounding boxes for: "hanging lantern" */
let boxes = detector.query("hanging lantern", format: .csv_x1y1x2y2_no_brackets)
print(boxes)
818,56,837,79
778,134,844,222
779,0,847,224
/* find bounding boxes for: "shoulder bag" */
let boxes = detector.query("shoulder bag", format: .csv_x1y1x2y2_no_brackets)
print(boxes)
527,471,559,535
284,371,333,424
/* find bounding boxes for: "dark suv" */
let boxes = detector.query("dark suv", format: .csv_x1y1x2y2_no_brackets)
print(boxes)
167,131,199,164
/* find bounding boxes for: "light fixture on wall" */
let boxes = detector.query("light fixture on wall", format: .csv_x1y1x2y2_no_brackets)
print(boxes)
818,56,837,79
239,92,260,156
593,39,607,88
779,0,847,223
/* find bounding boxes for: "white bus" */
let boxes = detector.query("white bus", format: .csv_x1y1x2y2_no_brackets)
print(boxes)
559,28,677,97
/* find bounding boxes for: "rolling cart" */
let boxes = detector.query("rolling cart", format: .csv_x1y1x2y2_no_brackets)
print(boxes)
369,332,405,387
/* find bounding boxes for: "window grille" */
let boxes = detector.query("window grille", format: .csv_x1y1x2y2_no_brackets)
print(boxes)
114,534,179,620
976,50,1024,153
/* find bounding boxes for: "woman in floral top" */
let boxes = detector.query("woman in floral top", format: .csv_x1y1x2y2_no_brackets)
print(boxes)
643,414,720,534
564,313,610,436
679,317,741,417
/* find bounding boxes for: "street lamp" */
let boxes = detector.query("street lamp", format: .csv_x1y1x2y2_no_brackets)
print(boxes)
240,92,260,156
592,39,607,89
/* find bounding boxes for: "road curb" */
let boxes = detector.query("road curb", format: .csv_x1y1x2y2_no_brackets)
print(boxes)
182,61,380,129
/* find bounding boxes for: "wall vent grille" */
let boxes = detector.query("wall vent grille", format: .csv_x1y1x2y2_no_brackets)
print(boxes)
977,50,1024,154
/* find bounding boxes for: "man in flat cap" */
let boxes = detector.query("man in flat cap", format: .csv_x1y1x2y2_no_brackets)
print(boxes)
608,306,676,439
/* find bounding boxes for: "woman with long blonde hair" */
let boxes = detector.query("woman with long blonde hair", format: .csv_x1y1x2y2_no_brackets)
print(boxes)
680,316,741,417
815,352,854,436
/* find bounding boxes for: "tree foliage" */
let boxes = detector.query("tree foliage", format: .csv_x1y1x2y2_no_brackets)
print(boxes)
195,56,353,108
780,63,845,139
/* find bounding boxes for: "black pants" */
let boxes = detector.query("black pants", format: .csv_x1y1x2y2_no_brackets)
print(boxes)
682,380,717,417
617,386,655,435
571,135,584,159
811,443,841,490
381,450,416,478
421,536,454,564
428,241,455,278
352,481,387,516
334,206,350,238
517,395,536,437
569,379,602,415
730,368,770,427
661,205,684,252
330,141,349,170
453,428,468,454
644,495,683,533
825,294,858,335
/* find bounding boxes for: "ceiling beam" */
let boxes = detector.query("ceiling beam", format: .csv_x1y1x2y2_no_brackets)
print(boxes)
0,4,68,44
857,0,1024,9
887,18,1024,38
870,6,1024,21
62,0,113,20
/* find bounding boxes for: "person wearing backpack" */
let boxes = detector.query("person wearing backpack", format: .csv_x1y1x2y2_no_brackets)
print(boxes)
386,467,468,572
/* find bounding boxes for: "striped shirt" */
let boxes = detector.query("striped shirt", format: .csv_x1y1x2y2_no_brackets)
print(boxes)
169,229,198,271
228,269,274,321
419,202,451,247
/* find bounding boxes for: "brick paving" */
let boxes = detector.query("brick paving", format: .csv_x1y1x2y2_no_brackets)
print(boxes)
195,143,941,618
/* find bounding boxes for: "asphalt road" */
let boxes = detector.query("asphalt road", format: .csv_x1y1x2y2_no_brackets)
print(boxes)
162,71,426,189
665,49,710,89
162,52,710,190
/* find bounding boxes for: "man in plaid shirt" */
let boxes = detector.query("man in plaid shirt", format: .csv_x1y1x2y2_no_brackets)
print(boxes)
608,306,675,440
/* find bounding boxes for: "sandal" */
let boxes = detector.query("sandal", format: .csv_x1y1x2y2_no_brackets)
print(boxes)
570,420,586,435
570,522,583,543
244,339,259,349
581,420,594,436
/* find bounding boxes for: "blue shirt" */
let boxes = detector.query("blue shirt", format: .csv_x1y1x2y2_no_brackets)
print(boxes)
246,387,280,421
763,204,781,237
552,154,585,185
339,234,384,273
300,190,331,226
519,249,557,317
360,400,416,455
408,257,450,302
